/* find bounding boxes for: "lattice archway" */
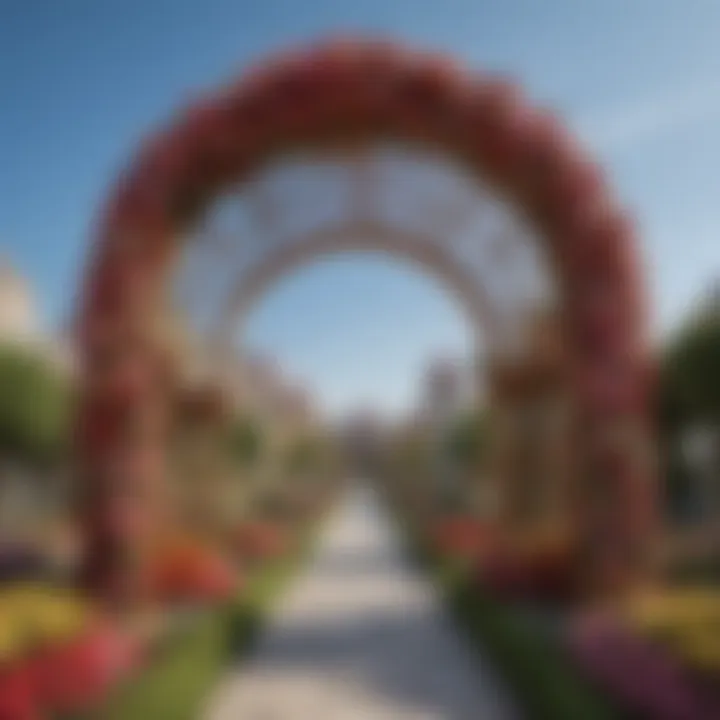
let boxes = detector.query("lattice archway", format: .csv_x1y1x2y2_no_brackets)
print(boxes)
215,219,501,343
173,142,555,355
75,38,657,603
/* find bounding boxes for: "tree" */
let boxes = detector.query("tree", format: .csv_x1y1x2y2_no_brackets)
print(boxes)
285,436,322,476
444,409,488,470
660,316,720,427
227,416,263,469
389,425,432,481
0,344,71,468
657,312,720,523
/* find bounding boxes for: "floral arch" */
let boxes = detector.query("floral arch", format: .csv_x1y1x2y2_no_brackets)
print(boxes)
75,38,656,603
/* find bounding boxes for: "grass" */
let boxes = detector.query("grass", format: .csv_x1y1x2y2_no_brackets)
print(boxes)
100,607,232,720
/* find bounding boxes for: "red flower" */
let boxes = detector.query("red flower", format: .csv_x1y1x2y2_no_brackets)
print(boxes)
33,621,143,715
477,542,578,603
233,522,288,562
147,542,238,604
431,517,495,560
467,79,526,180
0,662,39,720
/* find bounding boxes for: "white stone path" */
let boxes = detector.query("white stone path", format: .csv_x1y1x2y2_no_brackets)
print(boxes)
204,485,520,720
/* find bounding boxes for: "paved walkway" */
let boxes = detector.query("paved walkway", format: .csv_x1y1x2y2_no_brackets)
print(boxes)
204,485,520,720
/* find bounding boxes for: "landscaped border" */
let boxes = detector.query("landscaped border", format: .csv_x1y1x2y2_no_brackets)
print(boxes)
69,524,321,720
386,494,625,720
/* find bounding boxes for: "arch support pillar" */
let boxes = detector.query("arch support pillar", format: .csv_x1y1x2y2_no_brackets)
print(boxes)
487,361,573,540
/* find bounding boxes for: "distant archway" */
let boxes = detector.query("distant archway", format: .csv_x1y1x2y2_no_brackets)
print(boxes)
75,38,656,602
218,221,497,343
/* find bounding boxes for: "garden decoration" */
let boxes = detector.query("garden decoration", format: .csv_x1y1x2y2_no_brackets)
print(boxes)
74,38,656,608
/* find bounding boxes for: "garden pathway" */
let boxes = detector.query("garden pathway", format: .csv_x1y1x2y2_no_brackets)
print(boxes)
204,484,520,719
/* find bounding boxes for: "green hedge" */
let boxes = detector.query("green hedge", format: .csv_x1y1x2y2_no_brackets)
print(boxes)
445,583,624,720
395,511,625,720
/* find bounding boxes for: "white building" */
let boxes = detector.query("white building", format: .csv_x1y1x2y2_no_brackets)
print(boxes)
0,260,41,344
0,259,75,376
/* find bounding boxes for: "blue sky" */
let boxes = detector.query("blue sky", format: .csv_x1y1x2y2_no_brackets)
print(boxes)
2,0,720,416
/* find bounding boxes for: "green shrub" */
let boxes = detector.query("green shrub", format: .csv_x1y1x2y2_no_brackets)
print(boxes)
0,344,71,468
400,518,624,720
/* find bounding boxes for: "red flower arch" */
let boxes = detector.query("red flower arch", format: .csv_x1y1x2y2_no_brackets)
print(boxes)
75,38,657,602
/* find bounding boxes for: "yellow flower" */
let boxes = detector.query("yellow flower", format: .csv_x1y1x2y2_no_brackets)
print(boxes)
0,584,91,652
31,594,89,644
0,605,28,662
674,634,720,672
623,588,720,632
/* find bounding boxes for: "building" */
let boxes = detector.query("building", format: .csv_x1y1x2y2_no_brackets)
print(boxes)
169,318,320,452
336,409,387,475
0,260,74,375
418,356,475,431
219,350,318,433
0,260,41,344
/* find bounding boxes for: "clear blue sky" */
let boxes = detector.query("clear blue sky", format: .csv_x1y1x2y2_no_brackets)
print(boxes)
2,1,720,416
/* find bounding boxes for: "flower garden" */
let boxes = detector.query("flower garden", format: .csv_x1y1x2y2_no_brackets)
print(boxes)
0,369,339,719
380,395,720,719
0,493,333,720
3,34,720,720
390,490,720,720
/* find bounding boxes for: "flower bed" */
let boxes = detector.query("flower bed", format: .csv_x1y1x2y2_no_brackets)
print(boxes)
476,536,579,605
386,482,720,719
620,588,720,678
428,515,495,562
231,521,289,565
93,519,322,720
32,620,143,716
0,499,331,719
0,585,143,718
145,537,239,605
391,511,620,720
0,585,91,665
0,535,242,718
567,611,719,719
